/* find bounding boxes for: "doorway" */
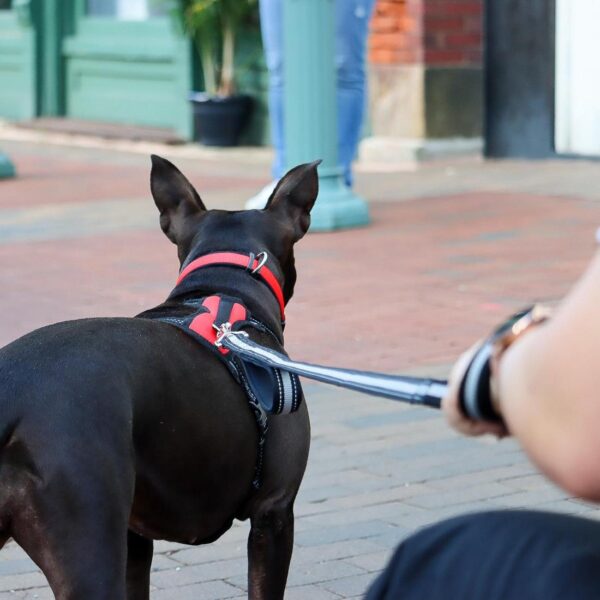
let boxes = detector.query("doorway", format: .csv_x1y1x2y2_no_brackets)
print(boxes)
555,0,600,156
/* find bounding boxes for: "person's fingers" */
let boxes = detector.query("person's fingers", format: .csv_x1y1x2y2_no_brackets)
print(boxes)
443,341,509,438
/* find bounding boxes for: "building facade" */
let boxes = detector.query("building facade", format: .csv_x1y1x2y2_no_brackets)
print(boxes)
0,0,598,157
0,0,194,137
365,0,484,162
0,0,267,143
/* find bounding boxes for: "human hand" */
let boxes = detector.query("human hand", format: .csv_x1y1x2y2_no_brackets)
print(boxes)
442,341,509,438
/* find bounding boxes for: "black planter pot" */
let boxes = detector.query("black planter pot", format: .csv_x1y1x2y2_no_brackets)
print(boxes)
190,93,254,147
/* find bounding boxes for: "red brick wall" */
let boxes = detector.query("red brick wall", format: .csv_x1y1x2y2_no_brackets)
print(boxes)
369,0,483,67
369,0,423,65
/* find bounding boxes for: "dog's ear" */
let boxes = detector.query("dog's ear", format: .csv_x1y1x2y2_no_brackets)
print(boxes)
265,160,321,241
150,155,206,244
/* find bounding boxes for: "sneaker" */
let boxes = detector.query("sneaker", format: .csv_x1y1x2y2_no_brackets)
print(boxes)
245,180,278,210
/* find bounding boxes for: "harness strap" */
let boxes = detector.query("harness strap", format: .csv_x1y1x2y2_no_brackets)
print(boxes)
188,296,247,355
161,295,302,418
177,252,286,323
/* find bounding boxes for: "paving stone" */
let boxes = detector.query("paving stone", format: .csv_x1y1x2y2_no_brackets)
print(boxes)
150,558,248,588
330,483,437,510
226,559,366,590
403,481,514,509
150,554,184,572
0,560,38,577
344,550,395,573
0,572,48,593
487,488,570,508
19,589,53,600
152,579,242,600
290,539,385,566
169,541,246,566
298,501,423,529
294,520,398,547
284,584,342,600
321,573,377,598
428,463,537,490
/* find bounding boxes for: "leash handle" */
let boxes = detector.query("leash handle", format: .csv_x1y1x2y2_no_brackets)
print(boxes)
217,329,447,409
457,340,501,423
457,306,551,423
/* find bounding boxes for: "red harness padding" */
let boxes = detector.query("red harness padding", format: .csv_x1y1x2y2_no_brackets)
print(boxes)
189,296,247,355
176,252,286,323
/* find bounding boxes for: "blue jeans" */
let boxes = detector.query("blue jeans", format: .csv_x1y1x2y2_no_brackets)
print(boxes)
259,0,376,187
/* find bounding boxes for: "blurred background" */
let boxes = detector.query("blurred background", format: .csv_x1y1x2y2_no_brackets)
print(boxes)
0,0,597,158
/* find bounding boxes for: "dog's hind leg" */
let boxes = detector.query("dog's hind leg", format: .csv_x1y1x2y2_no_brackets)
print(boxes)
126,530,153,600
8,453,135,599
247,504,294,600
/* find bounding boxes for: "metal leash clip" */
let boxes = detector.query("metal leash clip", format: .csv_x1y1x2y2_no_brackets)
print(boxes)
213,322,249,348
251,252,269,275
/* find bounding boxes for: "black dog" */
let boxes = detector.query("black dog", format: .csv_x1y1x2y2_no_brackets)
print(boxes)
0,156,317,599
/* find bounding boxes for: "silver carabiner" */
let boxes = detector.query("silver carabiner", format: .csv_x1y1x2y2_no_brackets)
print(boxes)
213,322,249,348
251,251,269,275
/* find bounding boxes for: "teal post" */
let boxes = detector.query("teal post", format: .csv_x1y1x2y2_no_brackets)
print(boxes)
283,0,369,231
0,151,16,179
37,0,66,116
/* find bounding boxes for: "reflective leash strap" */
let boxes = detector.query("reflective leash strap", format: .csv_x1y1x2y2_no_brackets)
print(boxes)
215,326,446,409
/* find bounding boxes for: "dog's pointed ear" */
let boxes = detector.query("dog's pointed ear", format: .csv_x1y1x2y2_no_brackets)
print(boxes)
150,155,206,244
265,160,321,240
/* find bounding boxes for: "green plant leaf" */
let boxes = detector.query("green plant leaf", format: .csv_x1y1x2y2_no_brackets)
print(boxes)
156,0,259,96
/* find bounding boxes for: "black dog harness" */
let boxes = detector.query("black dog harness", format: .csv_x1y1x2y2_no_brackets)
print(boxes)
142,251,303,489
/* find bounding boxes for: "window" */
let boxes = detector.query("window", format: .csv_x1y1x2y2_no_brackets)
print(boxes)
86,0,165,20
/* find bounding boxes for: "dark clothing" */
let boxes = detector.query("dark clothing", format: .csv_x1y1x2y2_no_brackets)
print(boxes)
367,510,600,600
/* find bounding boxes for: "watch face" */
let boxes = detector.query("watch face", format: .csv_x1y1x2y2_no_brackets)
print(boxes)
490,307,534,341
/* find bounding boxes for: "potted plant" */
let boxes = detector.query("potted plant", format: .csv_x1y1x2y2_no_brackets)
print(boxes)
169,0,258,146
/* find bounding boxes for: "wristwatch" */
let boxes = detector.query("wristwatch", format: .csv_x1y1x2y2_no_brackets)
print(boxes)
459,305,552,423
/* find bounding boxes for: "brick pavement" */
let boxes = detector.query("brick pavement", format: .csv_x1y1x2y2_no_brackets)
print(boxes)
0,138,599,598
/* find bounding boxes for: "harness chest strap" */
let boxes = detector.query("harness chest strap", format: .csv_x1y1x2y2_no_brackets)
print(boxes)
153,293,302,490
165,294,302,417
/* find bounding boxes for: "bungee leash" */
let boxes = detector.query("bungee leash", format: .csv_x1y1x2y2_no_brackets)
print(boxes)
215,304,550,422
169,250,551,424
214,323,447,410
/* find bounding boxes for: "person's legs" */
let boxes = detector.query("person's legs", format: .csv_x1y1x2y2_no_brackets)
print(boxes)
335,0,376,187
366,510,600,600
259,0,285,180
256,0,375,198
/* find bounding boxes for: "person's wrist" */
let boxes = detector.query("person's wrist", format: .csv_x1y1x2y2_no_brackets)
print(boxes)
489,349,504,416
488,305,552,418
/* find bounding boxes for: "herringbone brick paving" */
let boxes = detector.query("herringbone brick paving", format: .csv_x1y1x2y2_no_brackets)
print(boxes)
0,138,599,598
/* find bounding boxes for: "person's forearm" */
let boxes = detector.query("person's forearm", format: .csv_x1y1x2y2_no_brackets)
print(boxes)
496,250,600,500
498,327,600,499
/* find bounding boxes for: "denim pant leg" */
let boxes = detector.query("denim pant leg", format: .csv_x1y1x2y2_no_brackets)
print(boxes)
336,0,376,187
260,0,375,184
259,0,285,180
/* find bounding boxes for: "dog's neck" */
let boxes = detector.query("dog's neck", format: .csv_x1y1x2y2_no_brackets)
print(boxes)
169,266,285,339
138,249,288,342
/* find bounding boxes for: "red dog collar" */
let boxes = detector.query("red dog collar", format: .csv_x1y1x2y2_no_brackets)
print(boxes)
176,252,286,322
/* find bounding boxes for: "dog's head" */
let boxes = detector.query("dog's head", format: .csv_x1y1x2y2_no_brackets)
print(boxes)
150,155,320,303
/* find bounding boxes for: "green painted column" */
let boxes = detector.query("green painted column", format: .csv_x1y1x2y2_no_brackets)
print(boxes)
37,0,66,116
283,0,369,232
0,151,16,179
